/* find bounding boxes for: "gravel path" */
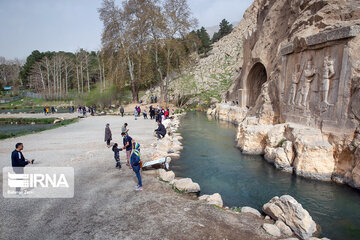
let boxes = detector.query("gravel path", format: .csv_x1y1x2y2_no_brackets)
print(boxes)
0,115,276,240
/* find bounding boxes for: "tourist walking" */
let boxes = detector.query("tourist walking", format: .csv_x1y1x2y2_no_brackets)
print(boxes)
151,95,154,103
154,95,157,103
122,132,133,167
43,107,47,116
155,120,166,139
131,141,143,191
112,143,122,169
120,106,124,117
104,123,112,148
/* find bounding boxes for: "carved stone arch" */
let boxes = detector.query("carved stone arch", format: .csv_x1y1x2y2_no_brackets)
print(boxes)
246,62,268,107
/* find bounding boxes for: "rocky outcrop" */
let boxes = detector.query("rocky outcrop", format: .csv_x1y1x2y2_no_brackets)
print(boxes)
173,178,200,193
236,121,273,154
238,120,336,180
208,103,248,124
198,193,223,207
263,195,317,240
151,115,184,161
222,0,360,188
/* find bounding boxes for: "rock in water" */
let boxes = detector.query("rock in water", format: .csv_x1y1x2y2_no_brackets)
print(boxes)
198,193,223,207
173,178,200,193
262,223,281,237
241,206,262,217
263,195,316,239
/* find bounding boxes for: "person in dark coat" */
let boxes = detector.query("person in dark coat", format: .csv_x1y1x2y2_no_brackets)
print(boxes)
105,123,112,148
120,106,125,117
131,142,143,191
11,143,33,192
155,120,166,139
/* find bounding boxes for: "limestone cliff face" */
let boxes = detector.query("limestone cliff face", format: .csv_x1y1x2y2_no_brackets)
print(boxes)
227,0,360,187
140,3,259,105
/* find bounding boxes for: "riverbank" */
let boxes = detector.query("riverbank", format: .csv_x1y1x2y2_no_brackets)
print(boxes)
0,115,279,240
208,103,360,189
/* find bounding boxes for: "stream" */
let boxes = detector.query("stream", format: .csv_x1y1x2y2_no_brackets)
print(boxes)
171,112,360,240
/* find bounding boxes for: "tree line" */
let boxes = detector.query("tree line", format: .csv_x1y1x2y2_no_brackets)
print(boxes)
1,0,234,104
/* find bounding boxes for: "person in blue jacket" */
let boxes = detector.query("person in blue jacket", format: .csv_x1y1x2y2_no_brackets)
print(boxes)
11,143,33,192
11,143,33,171
130,141,143,191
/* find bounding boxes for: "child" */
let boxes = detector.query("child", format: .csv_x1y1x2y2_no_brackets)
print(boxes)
112,143,122,169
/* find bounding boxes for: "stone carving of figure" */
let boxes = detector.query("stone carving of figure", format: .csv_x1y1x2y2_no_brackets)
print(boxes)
261,82,271,103
288,64,301,105
298,57,317,107
322,56,335,105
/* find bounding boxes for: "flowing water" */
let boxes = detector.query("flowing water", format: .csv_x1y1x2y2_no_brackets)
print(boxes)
171,112,360,240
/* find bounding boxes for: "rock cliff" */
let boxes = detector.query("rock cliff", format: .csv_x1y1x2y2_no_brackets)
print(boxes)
210,0,360,188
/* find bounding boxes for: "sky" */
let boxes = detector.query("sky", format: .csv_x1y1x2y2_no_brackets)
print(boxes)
0,0,253,60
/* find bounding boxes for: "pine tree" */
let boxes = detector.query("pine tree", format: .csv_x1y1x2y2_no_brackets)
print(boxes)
196,27,212,55
212,19,233,43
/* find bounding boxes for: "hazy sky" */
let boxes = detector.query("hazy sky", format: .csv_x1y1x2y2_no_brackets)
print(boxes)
0,0,253,60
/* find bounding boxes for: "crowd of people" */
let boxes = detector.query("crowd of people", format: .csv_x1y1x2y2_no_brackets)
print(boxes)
43,105,96,116
103,104,172,191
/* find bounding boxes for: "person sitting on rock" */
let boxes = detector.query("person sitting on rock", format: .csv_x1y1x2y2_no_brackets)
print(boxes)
155,120,166,139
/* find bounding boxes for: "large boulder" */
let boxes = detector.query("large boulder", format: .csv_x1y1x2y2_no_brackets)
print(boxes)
237,123,273,154
241,206,261,217
198,193,223,207
173,178,200,193
158,169,175,182
263,195,317,240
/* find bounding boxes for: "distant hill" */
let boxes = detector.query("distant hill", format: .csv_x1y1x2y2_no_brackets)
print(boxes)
206,21,240,38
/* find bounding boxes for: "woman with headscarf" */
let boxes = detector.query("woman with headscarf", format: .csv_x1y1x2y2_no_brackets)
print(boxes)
104,123,112,148
130,141,143,191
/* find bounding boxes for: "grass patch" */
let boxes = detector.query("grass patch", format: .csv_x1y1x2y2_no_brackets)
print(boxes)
0,118,77,140
231,207,242,212
0,97,70,110
0,118,58,125
277,138,287,148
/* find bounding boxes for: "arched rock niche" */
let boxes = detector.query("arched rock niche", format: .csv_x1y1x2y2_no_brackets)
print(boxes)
246,62,267,107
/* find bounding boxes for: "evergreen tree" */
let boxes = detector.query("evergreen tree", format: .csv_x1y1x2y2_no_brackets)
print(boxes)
196,27,212,55
212,19,233,43
19,50,44,87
